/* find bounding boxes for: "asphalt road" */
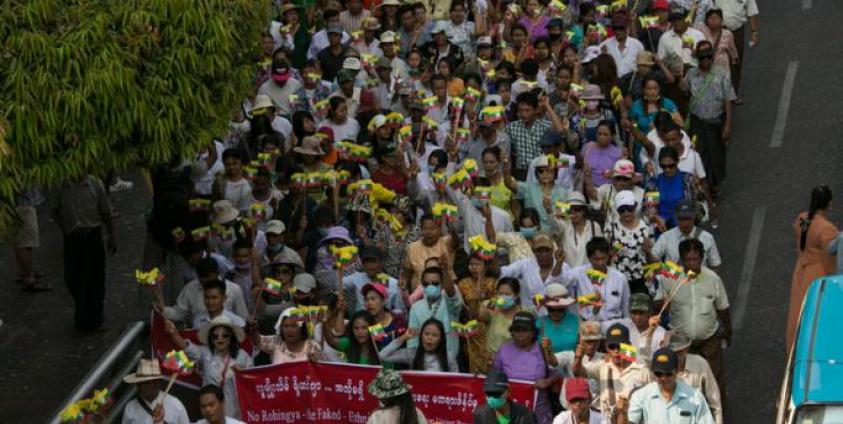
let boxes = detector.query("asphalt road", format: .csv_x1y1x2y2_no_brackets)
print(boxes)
715,0,843,422
1,0,842,422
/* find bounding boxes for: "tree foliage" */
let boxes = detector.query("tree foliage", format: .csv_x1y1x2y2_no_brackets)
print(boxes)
0,0,270,233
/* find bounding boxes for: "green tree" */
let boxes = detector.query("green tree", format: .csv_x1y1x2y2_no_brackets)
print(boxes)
0,0,270,233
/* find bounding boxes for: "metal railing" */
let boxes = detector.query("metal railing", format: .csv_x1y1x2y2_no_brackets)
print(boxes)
48,321,147,424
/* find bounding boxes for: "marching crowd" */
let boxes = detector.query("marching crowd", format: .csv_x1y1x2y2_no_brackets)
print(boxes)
12,0,792,422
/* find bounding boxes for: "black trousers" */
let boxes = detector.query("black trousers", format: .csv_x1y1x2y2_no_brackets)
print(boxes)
64,227,105,330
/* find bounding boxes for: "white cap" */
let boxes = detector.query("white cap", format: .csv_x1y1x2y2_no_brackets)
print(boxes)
477,36,493,46
582,46,601,63
380,30,397,43
343,57,362,71
293,273,317,293
615,190,636,209
567,191,587,206
265,220,286,235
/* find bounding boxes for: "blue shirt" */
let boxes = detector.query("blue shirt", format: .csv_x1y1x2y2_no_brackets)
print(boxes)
648,172,692,229
628,381,715,424
407,290,464,359
538,313,579,352
628,98,678,130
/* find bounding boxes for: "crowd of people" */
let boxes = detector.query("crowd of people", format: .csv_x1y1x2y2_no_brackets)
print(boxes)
13,0,809,422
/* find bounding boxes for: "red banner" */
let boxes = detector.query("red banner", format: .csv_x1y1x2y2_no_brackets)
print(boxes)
235,362,537,424
150,311,253,388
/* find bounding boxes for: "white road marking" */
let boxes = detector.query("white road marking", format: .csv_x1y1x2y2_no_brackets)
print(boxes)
734,207,766,330
770,61,799,148
803,0,812,10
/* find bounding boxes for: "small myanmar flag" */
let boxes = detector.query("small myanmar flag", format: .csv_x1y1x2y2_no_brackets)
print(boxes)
577,293,602,306
586,268,608,285
263,278,283,296
619,343,638,362
368,324,387,341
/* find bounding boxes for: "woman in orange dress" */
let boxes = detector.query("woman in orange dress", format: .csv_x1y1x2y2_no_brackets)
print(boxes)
786,186,837,349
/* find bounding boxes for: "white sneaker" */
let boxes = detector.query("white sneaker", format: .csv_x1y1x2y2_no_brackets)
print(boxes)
109,177,134,192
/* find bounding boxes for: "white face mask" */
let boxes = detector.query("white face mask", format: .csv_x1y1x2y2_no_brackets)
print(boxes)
586,100,600,109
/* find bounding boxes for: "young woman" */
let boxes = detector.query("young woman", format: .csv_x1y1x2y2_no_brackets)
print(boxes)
518,0,550,41
480,147,514,211
645,146,695,229
164,315,252,419
603,191,654,294
555,192,603,267
326,307,382,365
504,155,568,231
787,186,837,348
212,148,253,212
378,318,457,371
479,277,528,354
319,97,360,142
582,121,624,188
502,25,533,66
372,146,411,195
533,37,556,93
366,369,428,424
361,282,407,348
457,253,497,373
260,306,322,364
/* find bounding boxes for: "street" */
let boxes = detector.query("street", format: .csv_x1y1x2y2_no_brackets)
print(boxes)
1,0,842,421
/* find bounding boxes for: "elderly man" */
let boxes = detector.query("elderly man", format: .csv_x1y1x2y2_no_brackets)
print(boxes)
562,237,630,331
500,233,568,306
663,332,724,424
618,348,715,424
657,239,731,394
649,200,722,271
122,359,189,424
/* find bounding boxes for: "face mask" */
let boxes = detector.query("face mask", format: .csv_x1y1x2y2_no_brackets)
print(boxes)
486,393,507,410
498,295,516,310
520,227,537,239
472,198,485,209
586,100,600,109
424,284,442,300
268,242,284,254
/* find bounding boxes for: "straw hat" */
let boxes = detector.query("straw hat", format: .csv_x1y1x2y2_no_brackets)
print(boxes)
212,200,240,225
253,94,275,111
123,359,166,384
198,315,246,345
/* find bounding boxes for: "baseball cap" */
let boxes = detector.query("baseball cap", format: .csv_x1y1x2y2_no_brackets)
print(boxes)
508,311,537,332
567,191,587,206
360,245,384,261
293,273,317,293
431,21,449,35
361,282,388,299
630,293,653,312
327,24,343,35
614,190,636,209
483,369,509,394
477,36,493,47
580,321,602,341
652,0,670,10
343,57,362,71
612,158,635,178
676,200,697,219
532,233,555,250
565,378,591,402
265,220,286,235
651,347,679,374
605,322,630,346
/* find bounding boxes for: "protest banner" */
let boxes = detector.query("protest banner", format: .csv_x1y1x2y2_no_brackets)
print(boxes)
235,361,537,424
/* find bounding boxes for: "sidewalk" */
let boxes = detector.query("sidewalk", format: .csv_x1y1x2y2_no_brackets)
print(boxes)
0,172,151,424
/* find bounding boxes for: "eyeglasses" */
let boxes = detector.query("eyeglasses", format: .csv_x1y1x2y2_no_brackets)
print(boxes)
659,162,677,169
422,280,441,287
212,332,231,340
617,205,635,213
654,371,675,378
606,343,620,351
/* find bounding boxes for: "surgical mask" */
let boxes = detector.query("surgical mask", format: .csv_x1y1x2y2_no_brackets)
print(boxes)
268,242,285,254
498,295,516,310
520,227,537,239
486,393,507,410
586,100,600,109
424,284,442,300
472,198,486,209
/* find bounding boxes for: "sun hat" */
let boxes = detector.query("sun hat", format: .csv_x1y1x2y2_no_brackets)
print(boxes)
637,51,656,66
532,233,555,250
253,94,275,111
614,190,636,209
270,249,304,269
580,321,602,341
362,282,388,299
212,200,240,225
605,322,631,346
379,0,401,6
380,31,397,43
567,191,587,206
581,46,601,64
123,359,167,384
368,368,411,399
483,369,510,394
545,283,575,307
279,3,300,16
275,305,305,335
293,136,326,156
265,220,286,235
319,226,354,245
565,377,591,402
612,158,635,178
361,17,381,31
580,83,604,100
198,315,246,345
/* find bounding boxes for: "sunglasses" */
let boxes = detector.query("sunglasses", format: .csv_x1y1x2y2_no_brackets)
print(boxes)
606,343,620,351
660,162,677,169
617,205,635,213
654,371,675,377
212,332,231,340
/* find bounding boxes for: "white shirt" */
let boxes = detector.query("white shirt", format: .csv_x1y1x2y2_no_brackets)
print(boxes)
192,141,225,196
318,117,360,142
500,256,569,306
552,410,607,424
600,37,645,77
556,219,603,268
640,129,699,177
657,28,707,67
307,29,351,60
527,153,577,192
163,279,249,325
122,392,189,424
651,225,722,267
446,187,514,252
562,265,630,332
620,318,667,366
715,0,759,31
257,78,304,116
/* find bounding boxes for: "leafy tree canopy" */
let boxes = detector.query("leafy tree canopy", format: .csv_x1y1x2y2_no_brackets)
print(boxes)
0,0,270,232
